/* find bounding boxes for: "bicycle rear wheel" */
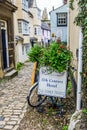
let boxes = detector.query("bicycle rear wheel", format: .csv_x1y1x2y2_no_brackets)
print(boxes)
27,82,47,107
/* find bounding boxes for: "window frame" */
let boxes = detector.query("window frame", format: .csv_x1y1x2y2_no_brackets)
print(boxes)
34,26,41,35
18,21,22,33
57,13,67,26
22,0,28,12
18,20,29,35
22,44,29,55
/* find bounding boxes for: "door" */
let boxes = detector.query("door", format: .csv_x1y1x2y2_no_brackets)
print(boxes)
0,20,9,69
1,29,7,69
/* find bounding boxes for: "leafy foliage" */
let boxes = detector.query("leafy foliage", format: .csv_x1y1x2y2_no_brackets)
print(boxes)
27,42,72,73
70,0,87,108
67,80,72,95
16,62,24,71
82,109,87,114
27,44,42,63
69,0,74,10
62,125,68,130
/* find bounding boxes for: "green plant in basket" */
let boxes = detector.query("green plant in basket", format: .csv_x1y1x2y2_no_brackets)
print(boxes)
27,44,42,63
27,42,73,73
48,41,73,72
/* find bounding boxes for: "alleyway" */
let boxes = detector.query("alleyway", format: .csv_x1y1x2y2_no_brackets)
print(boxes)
0,62,33,130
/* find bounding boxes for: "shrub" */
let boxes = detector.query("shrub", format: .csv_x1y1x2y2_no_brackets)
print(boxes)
16,62,24,71
27,42,73,73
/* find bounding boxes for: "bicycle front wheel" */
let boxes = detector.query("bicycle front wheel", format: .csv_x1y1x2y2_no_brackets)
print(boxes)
27,82,47,107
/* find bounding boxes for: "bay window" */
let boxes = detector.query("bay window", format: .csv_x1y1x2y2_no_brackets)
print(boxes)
18,20,29,35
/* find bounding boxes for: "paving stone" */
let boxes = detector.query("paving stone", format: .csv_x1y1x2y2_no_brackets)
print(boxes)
4,118,10,121
0,121,5,125
19,113,24,119
0,124,4,129
4,125,13,129
13,125,19,130
10,117,19,121
6,121,17,125
0,62,33,129
0,116,4,121
17,119,22,125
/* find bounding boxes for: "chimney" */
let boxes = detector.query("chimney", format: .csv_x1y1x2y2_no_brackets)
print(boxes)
63,0,67,4
33,0,37,7
52,6,54,11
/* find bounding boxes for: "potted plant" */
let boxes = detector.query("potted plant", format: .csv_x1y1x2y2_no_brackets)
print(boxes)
27,41,73,97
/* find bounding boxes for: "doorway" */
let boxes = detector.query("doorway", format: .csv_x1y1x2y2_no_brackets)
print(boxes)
0,20,9,69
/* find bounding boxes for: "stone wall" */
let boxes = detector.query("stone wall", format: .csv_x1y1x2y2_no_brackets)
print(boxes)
68,110,87,130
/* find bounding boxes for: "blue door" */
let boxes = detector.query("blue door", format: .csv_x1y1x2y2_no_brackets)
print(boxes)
1,29,7,69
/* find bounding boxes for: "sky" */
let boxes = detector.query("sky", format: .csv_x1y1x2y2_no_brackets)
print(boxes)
36,0,63,15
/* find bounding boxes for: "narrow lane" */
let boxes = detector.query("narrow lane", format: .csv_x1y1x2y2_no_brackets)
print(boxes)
0,62,33,130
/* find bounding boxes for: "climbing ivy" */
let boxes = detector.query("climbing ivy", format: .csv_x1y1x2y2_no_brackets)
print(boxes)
69,0,74,10
69,0,87,108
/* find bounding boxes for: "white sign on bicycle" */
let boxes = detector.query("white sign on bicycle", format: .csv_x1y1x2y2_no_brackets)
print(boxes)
38,67,67,98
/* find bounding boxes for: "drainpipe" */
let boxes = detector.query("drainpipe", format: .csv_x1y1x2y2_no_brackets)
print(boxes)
76,28,83,110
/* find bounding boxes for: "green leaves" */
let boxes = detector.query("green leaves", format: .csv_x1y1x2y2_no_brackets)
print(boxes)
73,0,87,108
69,0,74,10
27,44,42,63
27,42,72,73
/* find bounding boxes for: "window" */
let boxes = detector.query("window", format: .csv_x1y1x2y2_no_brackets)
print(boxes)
37,9,41,19
42,30,44,35
22,45,24,55
22,0,28,11
25,44,29,53
34,28,37,35
22,44,29,55
18,21,22,33
23,22,29,34
18,20,29,35
57,13,67,26
38,26,41,35
34,26,41,35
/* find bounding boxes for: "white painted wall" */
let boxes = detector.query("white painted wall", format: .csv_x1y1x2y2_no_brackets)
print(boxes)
50,4,68,42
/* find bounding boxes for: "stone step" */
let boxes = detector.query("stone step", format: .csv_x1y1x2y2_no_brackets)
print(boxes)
4,67,14,73
4,69,18,79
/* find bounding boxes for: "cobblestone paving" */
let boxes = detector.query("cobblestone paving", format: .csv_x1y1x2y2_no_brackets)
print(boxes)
0,62,33,130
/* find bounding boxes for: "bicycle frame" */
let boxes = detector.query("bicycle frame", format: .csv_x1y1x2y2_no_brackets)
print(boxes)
28,62,77,108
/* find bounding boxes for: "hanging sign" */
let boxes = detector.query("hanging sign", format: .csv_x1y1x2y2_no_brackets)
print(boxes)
38,67,67,98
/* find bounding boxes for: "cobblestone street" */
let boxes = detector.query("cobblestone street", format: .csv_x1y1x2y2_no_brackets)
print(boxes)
0,62,33,130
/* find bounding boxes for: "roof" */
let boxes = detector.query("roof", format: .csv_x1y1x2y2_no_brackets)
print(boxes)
49,4,67,14
41,22,50,31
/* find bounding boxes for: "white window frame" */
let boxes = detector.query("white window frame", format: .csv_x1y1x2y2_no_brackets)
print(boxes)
34,26,41,35
22,45,24,55
57,13,67,26
18,20,29,35
38,26,41,35
22,0,28,12
23,22,29,34
37,9,41,19
22,44,29,55
25,44,29,53
18,21,22,33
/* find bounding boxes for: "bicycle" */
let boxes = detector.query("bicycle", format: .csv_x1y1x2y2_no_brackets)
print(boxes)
27,62,77,108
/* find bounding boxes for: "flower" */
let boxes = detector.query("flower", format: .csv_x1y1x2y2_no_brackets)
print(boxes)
27,41,73,73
